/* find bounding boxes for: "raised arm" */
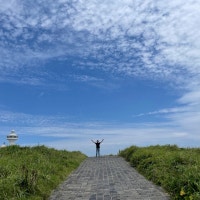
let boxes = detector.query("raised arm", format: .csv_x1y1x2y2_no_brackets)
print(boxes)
100,139,104,143
91,139,95,143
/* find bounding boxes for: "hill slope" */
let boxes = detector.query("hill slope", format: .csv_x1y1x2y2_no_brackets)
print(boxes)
119,145,200,200
0,145,86,199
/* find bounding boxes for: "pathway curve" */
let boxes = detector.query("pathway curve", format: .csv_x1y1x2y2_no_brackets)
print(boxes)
49,156,170,200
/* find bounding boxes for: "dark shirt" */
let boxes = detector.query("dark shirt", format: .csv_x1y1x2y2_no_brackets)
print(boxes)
95,142,100,148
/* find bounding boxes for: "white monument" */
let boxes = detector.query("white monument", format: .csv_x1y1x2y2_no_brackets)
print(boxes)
7,130,18,145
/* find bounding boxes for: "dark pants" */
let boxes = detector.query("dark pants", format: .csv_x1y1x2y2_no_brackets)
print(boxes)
96,147,100,157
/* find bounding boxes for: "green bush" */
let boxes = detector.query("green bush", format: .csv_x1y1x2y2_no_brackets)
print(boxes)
119,145,138,162
119,145,200,200
0,145,86,199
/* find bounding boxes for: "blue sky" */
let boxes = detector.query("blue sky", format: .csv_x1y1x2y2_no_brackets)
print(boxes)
0,0,200,156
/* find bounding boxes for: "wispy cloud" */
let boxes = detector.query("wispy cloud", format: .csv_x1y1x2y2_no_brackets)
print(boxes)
178,90,200,106
136,92,200,138
137,106,190,117
0,106,199,155
72,74,103,83
0,0,199,88
0,110,67,126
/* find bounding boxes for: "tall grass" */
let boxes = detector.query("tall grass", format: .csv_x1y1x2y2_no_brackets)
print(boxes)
0,145,86,200
119,145,200,200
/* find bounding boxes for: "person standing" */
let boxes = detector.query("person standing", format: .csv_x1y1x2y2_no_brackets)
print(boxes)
91,139,104,157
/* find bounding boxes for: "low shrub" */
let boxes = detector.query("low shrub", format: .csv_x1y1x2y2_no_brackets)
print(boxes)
119,145,200,200
0,145,86,199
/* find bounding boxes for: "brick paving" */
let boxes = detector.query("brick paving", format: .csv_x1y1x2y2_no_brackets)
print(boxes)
49,156,170,200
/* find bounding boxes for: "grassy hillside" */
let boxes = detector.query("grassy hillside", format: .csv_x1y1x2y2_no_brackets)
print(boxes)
0,145,86,200
119,145,200,200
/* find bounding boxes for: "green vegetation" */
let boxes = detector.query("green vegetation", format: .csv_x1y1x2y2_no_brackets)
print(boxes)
119,145,200,200
0,145,86,200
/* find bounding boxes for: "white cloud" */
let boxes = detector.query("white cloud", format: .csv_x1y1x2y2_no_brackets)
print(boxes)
136,90,200,138
178,90,200,105
0,107,199,155
137,106,190,116
0,110,67,126
72,75,104,82
0,0,21,13
0,0,199,86
19,122,194,156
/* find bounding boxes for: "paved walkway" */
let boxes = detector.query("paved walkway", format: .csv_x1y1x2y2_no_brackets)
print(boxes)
49,156,170,200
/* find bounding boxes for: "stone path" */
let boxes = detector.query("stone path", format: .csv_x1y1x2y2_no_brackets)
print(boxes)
49,156,170,200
